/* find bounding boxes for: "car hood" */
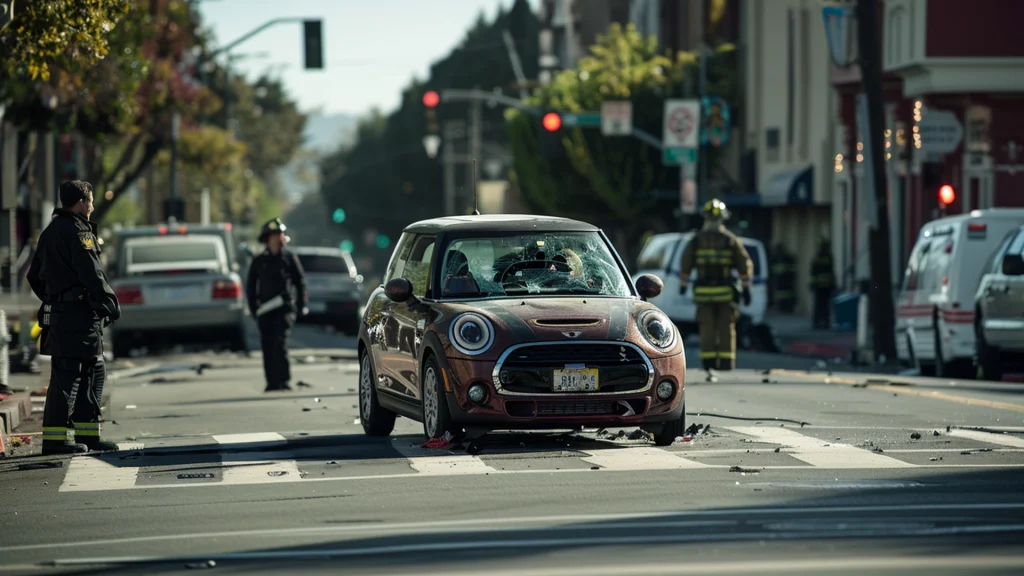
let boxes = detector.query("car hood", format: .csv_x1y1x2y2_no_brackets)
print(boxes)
434,297,680,359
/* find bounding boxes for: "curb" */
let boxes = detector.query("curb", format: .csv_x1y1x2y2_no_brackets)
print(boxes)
0,392,32,436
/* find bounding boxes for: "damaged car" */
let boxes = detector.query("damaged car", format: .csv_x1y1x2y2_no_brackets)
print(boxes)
357,215,686,446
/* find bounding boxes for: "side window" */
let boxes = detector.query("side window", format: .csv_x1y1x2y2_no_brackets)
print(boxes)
986,231,1017,275
636,236,675,270
404,236,436,298
385,233,414,282
903,239,931,292
1007,230,1024,258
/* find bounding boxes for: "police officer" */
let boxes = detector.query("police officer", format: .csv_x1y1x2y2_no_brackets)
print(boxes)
810,239,836,329
27,181,120,455
770,243,797,313
679,199,753,376
246,218,307,392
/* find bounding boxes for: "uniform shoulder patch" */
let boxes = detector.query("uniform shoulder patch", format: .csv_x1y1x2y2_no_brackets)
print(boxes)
78,231,95,250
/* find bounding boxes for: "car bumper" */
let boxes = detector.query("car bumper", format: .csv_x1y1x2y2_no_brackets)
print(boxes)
113,302,245,331
439,352,686,428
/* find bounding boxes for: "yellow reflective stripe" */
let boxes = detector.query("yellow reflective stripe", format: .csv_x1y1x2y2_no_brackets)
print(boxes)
717,352,735,359
73,429,100,437
42,427,67,440
73,422,100,430
694,286,732,293
700,352,718,359
694,294,733,303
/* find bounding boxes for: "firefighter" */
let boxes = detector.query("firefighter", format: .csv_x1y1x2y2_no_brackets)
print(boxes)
27,181,121,455
810,239,837,329
770,243,797,313
246,218,307,392
679,199,753,377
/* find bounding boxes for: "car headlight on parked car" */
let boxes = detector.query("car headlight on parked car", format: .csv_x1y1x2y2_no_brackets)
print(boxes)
449,312,495,355
637,309,676,350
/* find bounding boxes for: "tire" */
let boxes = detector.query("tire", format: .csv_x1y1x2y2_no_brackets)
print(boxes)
111,334,131,359
421,355,457,440
359,350,396,436
653,405,685,447
933,311,948,378
228,325,248,352
975,318,1003,382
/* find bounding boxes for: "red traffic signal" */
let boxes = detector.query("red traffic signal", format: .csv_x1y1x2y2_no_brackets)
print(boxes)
542,112,562,132
938,184,956,206
422,90,439,108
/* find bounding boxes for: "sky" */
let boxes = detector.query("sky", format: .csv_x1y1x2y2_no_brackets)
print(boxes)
198,0,537,117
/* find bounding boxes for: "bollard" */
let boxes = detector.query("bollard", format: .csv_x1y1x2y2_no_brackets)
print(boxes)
856,293,869,358
0,310,9,392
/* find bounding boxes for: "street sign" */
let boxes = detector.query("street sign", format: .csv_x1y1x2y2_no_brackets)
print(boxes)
680,178,697,214
701,96,731,147
663,99,701,165
601,101,632,136
423,135,441,159
918,110,963,154
562,113,601,128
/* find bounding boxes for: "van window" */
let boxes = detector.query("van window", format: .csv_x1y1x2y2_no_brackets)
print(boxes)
128,241,220,265
741,241,763,278
297,254,351,275
637,235,677,270
902,239,931,292
920,237,953,293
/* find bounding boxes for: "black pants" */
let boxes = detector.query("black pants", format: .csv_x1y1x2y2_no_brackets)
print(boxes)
813,289,832,329
42,355,103,447
258,310,294,389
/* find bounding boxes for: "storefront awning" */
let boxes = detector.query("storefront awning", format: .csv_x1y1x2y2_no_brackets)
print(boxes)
761,165,814,207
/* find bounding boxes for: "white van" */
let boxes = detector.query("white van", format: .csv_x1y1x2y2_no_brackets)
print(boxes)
895,209,1024,377
633,232,769,331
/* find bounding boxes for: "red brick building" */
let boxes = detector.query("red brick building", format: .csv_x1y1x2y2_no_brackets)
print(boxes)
830,0,1024,287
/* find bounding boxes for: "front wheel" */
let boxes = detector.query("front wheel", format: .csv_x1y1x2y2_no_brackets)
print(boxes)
359,351,396,436
421,355,457,440
653,406,685,447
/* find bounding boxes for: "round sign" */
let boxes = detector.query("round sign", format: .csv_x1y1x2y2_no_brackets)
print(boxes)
668,107,696,141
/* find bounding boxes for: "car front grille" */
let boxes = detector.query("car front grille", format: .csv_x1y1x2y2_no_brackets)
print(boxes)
494,342,652,395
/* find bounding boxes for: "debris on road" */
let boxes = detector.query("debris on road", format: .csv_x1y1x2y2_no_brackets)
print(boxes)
297,381,313,388
774,447,781,453
930,457,943,461
729,465,760,474
872,447,885,454
301,408,312,412
177,473,214,479
933,430,941,436
17,461,62,471
267,471,288,477
960,449,994,455
910,432,922,440
185,560,217,570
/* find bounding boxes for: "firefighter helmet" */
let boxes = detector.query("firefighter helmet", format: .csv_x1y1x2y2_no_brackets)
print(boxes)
702,198,730,221
258,217,288,242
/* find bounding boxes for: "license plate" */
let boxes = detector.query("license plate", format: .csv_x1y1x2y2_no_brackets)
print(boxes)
165,287,200,301
308,302,327,313
552,368,599,392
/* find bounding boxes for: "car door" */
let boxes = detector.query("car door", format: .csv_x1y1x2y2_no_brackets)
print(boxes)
371,234,413,395
384,234,437,401
986,230,1024,348
977,230,1016,346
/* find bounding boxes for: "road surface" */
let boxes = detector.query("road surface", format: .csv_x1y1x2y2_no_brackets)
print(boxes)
2,325,1023,575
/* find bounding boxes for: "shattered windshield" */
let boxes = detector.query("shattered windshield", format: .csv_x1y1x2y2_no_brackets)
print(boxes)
437,232,631,299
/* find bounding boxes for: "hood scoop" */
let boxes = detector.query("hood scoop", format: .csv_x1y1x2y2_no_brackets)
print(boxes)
532,318,603,327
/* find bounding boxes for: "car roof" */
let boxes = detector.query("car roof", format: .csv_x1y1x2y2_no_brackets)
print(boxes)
925,208,1024,226
124,234,223,245
403,214,599,233
290,246,344,255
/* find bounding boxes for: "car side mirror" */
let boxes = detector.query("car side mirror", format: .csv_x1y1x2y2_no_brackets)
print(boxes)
1002,254,1024,276
635,274,664,301
385,278,414,303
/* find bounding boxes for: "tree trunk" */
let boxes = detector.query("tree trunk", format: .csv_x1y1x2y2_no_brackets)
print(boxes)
91,139,163,224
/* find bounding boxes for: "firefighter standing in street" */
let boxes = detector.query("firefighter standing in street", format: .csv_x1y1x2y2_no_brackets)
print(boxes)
246,218,307,392
810,239,837,329
770,243,797,313
679,199,753,378
27,181,121,455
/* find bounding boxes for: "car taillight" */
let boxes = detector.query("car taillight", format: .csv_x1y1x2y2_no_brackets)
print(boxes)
212,280,241,299
116,286,144,304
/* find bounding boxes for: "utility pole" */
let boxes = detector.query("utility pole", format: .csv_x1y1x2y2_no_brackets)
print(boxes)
855,0,897,361
443,121,459,216
696,0,709,206
467,98,482,214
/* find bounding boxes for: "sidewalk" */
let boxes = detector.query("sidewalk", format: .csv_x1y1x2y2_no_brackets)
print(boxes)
764,311,858,361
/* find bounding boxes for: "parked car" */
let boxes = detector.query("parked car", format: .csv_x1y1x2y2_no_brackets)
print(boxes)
357,214,686,446
108,234,246,357
290,246,364,335
632,232,769,337
895,208,1024,377
973,224,1024,381
109,222,239,277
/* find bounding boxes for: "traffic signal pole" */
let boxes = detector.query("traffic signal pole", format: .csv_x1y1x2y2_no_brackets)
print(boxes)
855,0,897,362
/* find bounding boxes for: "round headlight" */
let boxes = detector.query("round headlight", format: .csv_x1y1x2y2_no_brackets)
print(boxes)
656,380,675,400
449,313,495,355
638,309,676,350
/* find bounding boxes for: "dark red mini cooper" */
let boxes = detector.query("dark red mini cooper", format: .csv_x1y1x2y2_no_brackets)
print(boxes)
357,215,686,445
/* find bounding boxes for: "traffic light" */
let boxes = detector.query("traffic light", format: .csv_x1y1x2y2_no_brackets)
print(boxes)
422,90,439,109
540,111,564,159
423,90,439,136
332,208,346,224
339,240,354,253
376,234,390,249
938,184,956,207
303,20,323,69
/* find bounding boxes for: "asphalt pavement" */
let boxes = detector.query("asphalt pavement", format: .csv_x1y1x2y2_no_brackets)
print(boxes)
1,324,1023,575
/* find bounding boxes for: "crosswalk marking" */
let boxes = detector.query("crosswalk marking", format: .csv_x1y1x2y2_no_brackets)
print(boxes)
213,432,288,447
581,447,709,470
60,451,140,493
393,443,499,475
947,428,1024,448
218,432,302,485
724,426,916,469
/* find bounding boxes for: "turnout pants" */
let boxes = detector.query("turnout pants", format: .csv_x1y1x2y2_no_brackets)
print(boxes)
813,289,832,329
42,355,104,448
258,310,294,389
696,302,739,371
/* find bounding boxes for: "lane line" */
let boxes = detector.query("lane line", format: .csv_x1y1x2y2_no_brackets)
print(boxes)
581,446,710,470
212,432,288,446
947,428,1024,448
723,426,916,469
865,385,1024,413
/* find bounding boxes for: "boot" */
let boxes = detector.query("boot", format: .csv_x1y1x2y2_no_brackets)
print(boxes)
81,440,120,453
42,441,89,455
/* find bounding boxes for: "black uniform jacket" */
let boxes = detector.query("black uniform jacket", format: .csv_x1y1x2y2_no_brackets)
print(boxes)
246,248,307,318
27,209,120,357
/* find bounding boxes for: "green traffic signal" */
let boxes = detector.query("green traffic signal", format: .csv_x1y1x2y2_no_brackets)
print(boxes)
340,239,354,252
332,208,346,223
375,234,390,249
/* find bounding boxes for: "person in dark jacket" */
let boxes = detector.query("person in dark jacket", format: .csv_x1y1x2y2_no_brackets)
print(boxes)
246,218,307,392
810,240,837,329
27,181,121,455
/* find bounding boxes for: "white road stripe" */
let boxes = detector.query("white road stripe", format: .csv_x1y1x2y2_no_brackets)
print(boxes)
948,428,1024,448
582,447,709,470
212,432,288,446
215,433,301,485
60,454,141,493
392,442,499,475
723,426,916,469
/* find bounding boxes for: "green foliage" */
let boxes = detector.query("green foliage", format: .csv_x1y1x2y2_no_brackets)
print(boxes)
98,193,143,228
152,125,248,221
